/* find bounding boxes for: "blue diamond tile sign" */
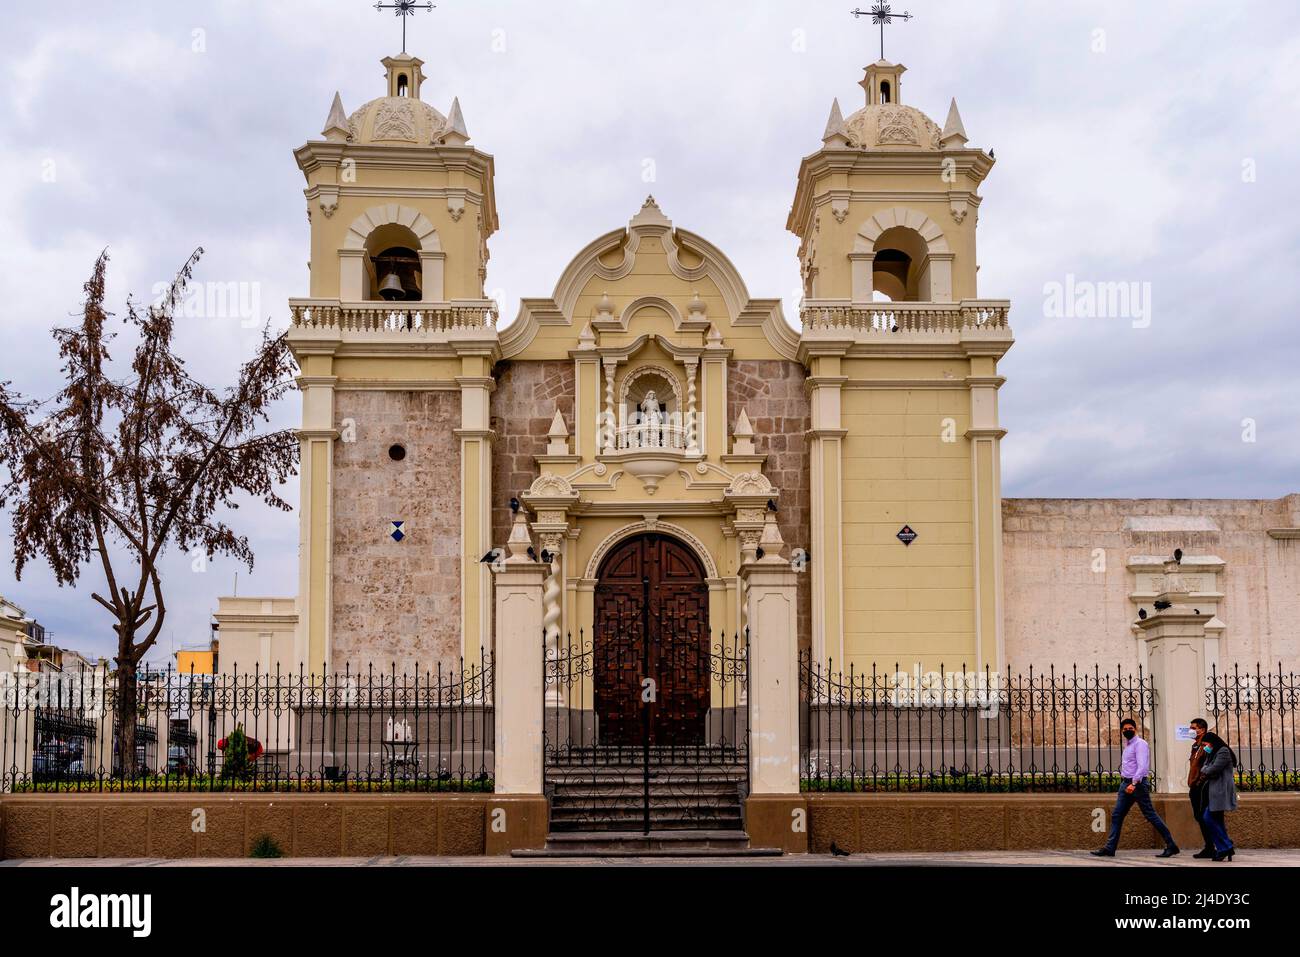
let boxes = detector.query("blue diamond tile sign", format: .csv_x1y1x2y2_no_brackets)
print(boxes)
896,525,917,546
390,521,406,542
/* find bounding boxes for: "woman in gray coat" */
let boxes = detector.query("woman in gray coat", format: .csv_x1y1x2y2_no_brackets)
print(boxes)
1197,731,1238,861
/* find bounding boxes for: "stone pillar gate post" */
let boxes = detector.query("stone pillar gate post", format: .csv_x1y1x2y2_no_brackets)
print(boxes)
486,511,549,853
1135,560,1213,848
739,513,808,852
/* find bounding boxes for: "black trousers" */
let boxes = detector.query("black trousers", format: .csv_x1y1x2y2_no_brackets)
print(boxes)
1189,786,1215,849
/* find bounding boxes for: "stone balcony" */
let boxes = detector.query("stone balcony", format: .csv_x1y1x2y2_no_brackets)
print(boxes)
801,299,1011,334
798,299,1013,358
288,298,498,335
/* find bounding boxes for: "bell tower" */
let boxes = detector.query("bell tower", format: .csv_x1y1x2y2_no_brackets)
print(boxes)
788,59,991,304
286,52,501,674
790,59,1014,673
293,52,496,305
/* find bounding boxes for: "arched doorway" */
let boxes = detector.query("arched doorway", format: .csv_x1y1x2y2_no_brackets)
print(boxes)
593,533,709,747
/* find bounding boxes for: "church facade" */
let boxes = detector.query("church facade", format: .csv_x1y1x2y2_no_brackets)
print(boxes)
217,49,1299,691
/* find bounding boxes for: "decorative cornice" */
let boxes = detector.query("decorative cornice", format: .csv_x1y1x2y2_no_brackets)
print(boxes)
333,379,460,391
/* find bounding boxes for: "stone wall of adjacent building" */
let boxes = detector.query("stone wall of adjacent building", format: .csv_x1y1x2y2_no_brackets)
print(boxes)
1002,495,1300,671
489,360,575,547
331,389,462,674
728,359,813,651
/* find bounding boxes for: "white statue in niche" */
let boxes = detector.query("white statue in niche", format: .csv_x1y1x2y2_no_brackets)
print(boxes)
640,390,663,448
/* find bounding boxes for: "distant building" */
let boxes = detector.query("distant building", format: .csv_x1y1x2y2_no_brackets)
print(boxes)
0,594,104,674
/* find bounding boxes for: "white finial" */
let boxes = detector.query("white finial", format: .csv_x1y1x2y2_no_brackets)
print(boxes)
505,510,533,564
822,98,851,149
757,512,787,564
546,409,570,455
940,98,968,149
441,97,470,146
732,409,756,456
322,91,350,142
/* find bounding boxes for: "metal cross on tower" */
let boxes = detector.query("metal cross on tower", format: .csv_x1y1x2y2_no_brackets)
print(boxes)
850,3,913,61
374,0,435,54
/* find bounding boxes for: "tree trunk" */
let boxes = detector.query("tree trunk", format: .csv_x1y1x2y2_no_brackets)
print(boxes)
115,659,139,780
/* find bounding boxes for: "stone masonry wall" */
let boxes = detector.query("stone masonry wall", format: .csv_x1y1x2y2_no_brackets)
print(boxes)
331,390,461,674
728,360,813,650
490,360,575,547
1002,495,1300,671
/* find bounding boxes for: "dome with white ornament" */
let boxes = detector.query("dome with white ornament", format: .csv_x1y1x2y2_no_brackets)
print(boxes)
822,60,970,152
319,53,470,148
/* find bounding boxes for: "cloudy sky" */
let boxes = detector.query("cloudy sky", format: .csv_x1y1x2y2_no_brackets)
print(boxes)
1,1,1297,663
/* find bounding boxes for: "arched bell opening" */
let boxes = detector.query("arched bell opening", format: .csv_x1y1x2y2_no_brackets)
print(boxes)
364,223,423,302
872,225,931,302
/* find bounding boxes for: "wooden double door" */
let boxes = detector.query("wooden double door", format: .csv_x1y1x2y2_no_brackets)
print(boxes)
593,534,709,747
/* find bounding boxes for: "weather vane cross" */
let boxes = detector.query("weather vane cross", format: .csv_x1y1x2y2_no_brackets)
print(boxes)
374,0,435,54
851,3,913,61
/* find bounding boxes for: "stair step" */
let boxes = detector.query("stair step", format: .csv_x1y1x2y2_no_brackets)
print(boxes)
549,812,743,826
511,830,779,858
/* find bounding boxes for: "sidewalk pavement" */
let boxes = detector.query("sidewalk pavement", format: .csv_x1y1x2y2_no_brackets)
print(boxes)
5,849,1299,867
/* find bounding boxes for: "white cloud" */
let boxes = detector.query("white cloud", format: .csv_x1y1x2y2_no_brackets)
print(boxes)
0,1,1297,662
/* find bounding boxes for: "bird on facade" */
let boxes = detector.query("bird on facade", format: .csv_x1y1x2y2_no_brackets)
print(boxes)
1153,599,1172,610
830,841,851,857
510,497,520,513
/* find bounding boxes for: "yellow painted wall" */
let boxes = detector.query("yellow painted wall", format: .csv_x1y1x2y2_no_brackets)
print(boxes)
840,385,975,672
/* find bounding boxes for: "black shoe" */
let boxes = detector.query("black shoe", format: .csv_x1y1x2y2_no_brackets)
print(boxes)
1156,846,1180,858
1090,848,1115,857
1192,847,1215,859
1212,848,1235,862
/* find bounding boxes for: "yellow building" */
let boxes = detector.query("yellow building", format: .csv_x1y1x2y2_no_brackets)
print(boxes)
274,48,1012,689
173,648,215,676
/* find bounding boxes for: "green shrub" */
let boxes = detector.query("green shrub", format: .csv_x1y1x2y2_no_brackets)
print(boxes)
250,834,284,858
219,725,253,781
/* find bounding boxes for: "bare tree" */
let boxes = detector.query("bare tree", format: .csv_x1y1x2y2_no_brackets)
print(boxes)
0,250,298,778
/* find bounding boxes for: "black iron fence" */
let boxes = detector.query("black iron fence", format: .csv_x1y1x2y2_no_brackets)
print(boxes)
2,655,494,792
1206,663,1299,791
800,654,1155,792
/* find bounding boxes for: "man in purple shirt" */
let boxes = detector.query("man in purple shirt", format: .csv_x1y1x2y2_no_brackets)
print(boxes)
1091,717,1180,858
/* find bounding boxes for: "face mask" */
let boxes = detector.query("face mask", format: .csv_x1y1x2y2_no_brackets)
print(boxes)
1123,729,1136,740
1203,745,1213,753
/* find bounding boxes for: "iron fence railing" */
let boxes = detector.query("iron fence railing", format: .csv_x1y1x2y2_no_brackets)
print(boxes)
1206,663,1299,791
800,654,1155,792
2,655,494,793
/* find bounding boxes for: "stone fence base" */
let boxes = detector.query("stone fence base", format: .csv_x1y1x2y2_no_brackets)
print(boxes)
6,791,1297,858
806,792,1300,853
0,793,548,860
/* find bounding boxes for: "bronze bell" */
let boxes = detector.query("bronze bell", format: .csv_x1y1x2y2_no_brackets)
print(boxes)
377,271,405,301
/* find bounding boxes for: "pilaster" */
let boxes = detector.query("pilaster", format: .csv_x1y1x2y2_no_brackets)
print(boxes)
966,364,1006,669
805,360,847,666
457,363,496,660
296,363,339,671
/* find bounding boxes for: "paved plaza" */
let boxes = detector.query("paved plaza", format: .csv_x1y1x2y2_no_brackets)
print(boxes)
6,849,1298,867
